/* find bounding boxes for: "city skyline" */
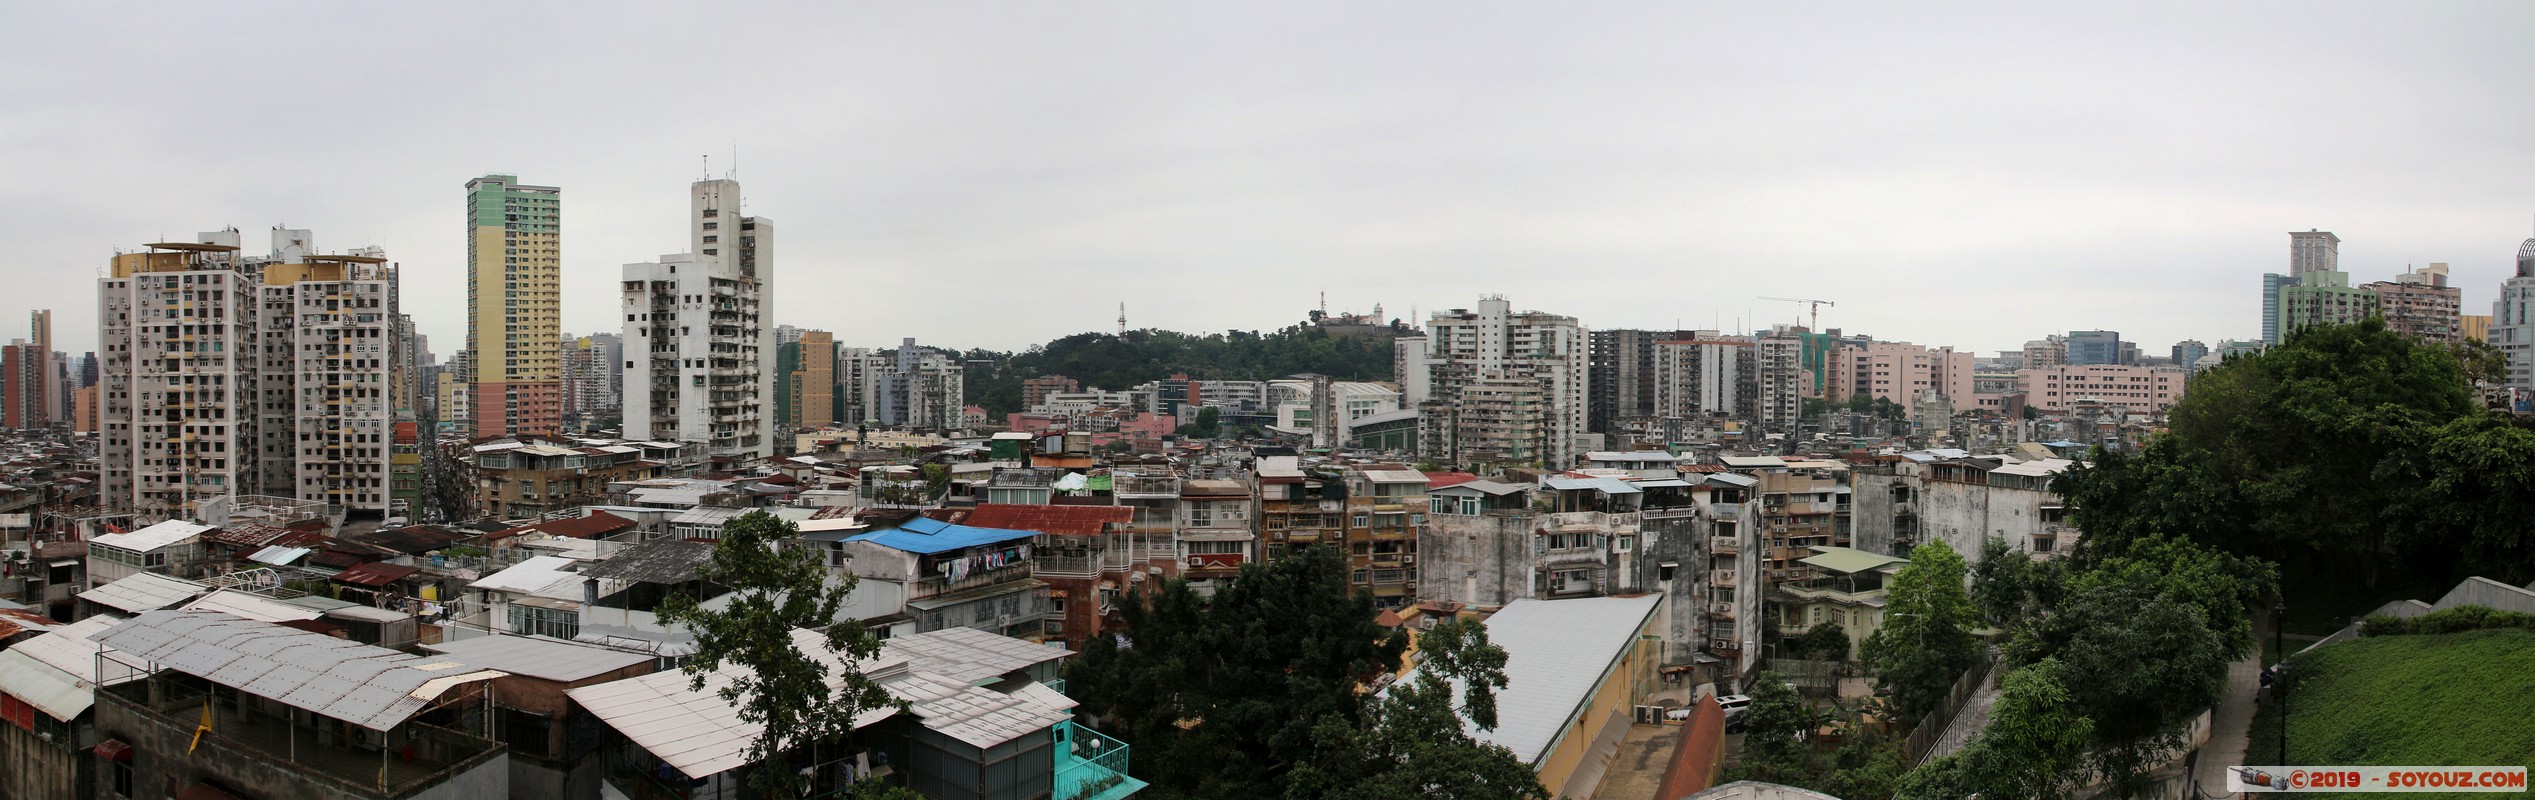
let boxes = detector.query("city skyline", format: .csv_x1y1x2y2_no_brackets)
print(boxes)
10,3,2535,359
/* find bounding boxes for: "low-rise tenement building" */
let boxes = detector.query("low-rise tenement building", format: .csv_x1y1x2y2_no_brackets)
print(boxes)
470,436,684,521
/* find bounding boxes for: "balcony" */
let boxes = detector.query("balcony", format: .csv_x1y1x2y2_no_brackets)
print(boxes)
1710,569,1737,587
909,563,1033,600
1710,536,1740,555
1054,720,1146,800
1113,476,1182,498
1706,602,1737,621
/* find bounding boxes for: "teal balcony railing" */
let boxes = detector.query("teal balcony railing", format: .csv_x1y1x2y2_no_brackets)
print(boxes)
1053,720,1145,800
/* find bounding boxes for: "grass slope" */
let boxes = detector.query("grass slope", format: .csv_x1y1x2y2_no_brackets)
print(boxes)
2246,628,2535,796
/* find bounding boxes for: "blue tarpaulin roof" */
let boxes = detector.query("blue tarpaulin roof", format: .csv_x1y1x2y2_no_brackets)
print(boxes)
846,516,1039,554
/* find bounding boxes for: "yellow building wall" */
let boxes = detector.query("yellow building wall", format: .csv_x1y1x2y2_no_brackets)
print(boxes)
1532,620,1660,794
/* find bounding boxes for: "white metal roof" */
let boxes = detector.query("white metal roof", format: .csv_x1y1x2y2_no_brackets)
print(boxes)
90,519,212,552
422,635,652,683
247,545,312,565
89,610,507,732
1359,469,1429,485
1716,455,1786,469
671,506,746,525
0,649,91,721
1990,458,2078,478
468,556,585,596
180,590,323,623
569,626,1078,777
78,572,210,614
1405,595,1661,766
14,616,149,687
883,626,1071,686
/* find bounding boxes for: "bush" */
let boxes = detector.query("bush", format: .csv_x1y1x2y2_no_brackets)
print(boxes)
2361,605,2535,637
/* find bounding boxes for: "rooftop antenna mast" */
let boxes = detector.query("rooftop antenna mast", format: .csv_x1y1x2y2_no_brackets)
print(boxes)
1118,303,1127,337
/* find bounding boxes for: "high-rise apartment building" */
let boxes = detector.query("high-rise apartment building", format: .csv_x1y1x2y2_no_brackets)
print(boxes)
2261,273,2294,345
2171,340,2209,375
3,339,45,430
623,250,766,464
1587,329,1672,435
776,330,835,432
253,239,403,514
2290,229,2341,277
560,332,623,425
876,338,963,430
2491,236,2535,388
1752,328,1811,436
2278,269,2379,339
1647,335,1751,418
463,174,562,438
621,175,777,463
1415,296,1588,467
100,227,404,522
2363,263,2462,344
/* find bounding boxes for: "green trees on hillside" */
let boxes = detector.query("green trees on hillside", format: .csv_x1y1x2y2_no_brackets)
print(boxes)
961,326,1402,415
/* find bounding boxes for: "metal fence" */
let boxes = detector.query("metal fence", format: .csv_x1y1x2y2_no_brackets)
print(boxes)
1902,647,1999,765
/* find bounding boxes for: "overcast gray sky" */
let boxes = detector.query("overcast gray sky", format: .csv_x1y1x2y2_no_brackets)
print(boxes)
7,2,2533,360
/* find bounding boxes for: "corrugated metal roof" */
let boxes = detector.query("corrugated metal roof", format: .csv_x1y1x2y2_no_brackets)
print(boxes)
949,504,1131,537
671,506,746,525
79,572,210,614
89,610,505,732
468,556,585,595
1541,475,1641,495
567,626,1076,776
180,590,323,623
91,519,212,552
578,540,715,584
883,626,1070,686
1358,469,1429,485
1717,455,1786,469
247,545,312,565
1393,595,1661,766
0,649,91,721
15,616,149,686
1989,458,2077,478
421,635,651,683
845,516,1039,555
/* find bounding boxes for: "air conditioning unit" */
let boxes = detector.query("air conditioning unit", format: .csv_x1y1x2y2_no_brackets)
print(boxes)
1404,555,1416,565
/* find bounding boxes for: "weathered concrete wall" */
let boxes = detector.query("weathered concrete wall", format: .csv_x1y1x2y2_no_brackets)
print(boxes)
1920,479,2056,566
1848,473,1906,556
95,693,508,800
1417,511,1539,606
0,718,90,800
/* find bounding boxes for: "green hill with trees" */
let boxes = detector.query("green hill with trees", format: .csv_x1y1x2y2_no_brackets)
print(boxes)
959,324,1404,416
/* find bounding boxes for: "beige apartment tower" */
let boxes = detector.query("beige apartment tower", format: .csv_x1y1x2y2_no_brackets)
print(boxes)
465,174,562,438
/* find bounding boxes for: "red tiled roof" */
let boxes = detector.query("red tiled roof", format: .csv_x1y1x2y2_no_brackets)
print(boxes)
942,503,1132,536
330,561,421,587
1422,471,1483,490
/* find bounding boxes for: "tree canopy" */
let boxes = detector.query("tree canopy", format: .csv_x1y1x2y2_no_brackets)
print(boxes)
959,325,1403,416
654,511,899,797
2055,318,2535,599
1070,545,1540,800
1861,541,1984,721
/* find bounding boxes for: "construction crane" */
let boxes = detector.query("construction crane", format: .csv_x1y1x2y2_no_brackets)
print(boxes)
1758,296,1836,331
